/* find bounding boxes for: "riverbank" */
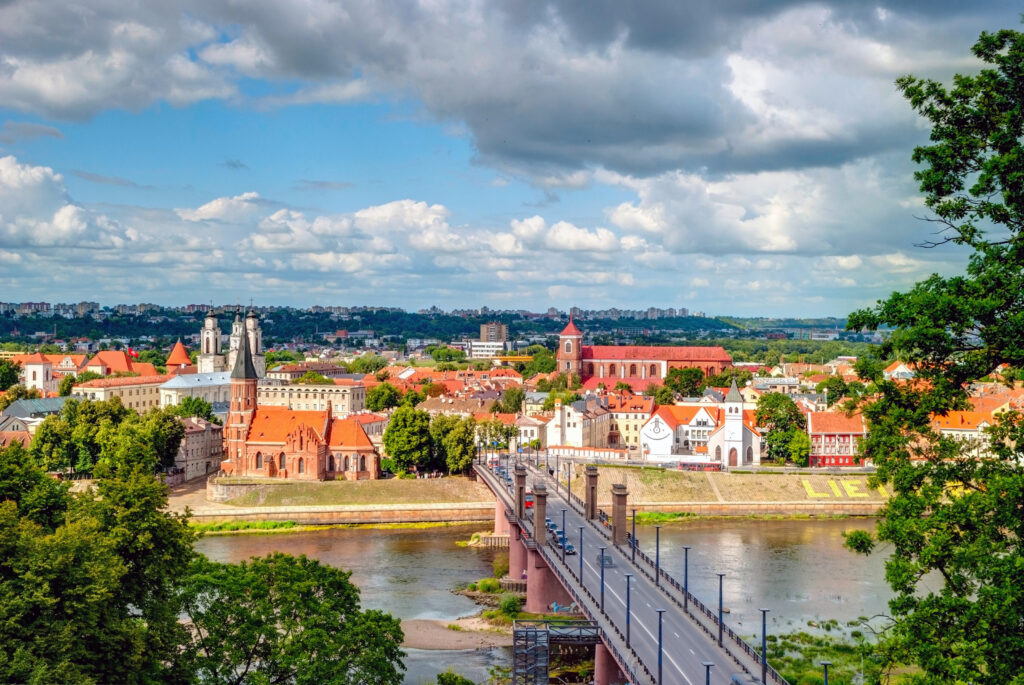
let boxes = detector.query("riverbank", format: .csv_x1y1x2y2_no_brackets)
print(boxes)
190,520,478,535
401,617,513,649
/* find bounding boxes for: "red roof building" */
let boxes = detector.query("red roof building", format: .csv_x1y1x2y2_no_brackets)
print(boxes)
807,411,868,467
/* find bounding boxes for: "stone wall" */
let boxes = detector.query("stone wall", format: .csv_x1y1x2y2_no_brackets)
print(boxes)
191,501,494,525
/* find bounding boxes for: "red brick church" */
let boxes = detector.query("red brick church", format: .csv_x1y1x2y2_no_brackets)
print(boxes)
221,325,380,480
557,318,732,391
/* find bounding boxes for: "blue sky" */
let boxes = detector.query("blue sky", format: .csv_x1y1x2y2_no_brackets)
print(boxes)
0,1,1017,316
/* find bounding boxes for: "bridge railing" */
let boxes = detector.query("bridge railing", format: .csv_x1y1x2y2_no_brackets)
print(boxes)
624,534,789,685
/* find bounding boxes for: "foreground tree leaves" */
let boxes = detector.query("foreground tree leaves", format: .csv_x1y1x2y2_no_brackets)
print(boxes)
846,27,1024,684
180,554,405,685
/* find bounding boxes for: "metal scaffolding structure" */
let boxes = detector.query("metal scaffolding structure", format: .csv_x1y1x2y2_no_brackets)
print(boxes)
513,620,601,684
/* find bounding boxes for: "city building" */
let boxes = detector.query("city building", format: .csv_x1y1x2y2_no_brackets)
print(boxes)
807,411,869,467
556,318,732,385
159,372,232,408
197,309,267,378
220,326,380,481
176,417,224,481
467,340,508,358
83,350,160,377
257,380,366,415
605,394,656,450
544,397,612,450
480,322,509,342
72,375,173,412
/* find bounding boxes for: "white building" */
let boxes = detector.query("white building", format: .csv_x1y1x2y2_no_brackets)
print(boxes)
176,416,224,481
544,398,611,449
159,372,232,408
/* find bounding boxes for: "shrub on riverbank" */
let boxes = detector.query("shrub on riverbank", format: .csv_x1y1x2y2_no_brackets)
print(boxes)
190,520,298,532
493,553,509,578
498,593,521,617
476,577,500,593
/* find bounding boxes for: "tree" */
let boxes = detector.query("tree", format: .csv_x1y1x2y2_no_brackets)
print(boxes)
422,381,446,397
664,367,705,396
653,385,676,406
436,671,474,685
787,429,810,467
842,28,1024,684
613,381,632,393
0,359,20,391
429,346,465,363
706,368,753,388
382,405,432,474
180,554,405,685
428,414,460,471
0,384,41,412
57,369,101,397
348,354,388,374
169,396,219,423
518,345,556,378
297,371,334,385
400,388,425,407
755,392,806,434
498,386,524,413
366,383,402,412
815,376,848,406
442,417,477,474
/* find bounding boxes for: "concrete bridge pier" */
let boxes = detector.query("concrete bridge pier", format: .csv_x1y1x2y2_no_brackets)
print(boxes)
494,500,509,535
611,483,628,546
509,518,527,579
525,546,572,614
594,642,627,685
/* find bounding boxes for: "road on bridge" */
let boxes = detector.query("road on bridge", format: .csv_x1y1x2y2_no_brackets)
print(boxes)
483,459,772,685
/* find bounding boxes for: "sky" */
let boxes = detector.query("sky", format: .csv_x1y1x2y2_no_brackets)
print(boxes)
0,1,1018,317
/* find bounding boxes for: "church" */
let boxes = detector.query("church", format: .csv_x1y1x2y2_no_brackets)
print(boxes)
556,318,733,387
220,319,380,481
197,309,267,378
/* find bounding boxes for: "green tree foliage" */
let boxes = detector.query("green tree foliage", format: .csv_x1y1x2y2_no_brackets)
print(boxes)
653,385,676,406
0,359,20,391
815,376,848,406
366,382,402,412
706,367,753,387
180,554,405,685
841,28,1024,684
428,414,460,471
541,392,581,411
348,354,388,374
518,345,556,378
169,395,219,424
382,405,432,474
787,429,810,468
613,381,632,393
756,393,807,463
436,670,475,685
136,349,166,368
265,349,305,366
429,346,466,363
664,367,706,396
58,369,102,396
0,384,41,412
297,371,334,385
442,417,477,474
400,388,425,407
497,385,525,413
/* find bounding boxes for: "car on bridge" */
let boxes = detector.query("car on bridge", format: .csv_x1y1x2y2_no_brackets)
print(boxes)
524,491,534,508
563,542,576,555
596,552,614,568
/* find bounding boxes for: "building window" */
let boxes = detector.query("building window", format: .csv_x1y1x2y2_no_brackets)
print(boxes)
328,455,335,471
255,452,263,469
564,340,572,354
298,458,305,474
279,453,286,470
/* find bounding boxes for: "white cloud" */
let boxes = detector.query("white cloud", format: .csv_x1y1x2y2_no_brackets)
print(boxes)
177,191,264,222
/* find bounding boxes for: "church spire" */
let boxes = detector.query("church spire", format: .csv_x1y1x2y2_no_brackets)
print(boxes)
230,315,258,379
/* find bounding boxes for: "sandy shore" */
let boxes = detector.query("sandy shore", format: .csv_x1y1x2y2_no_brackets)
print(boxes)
401,617,513,649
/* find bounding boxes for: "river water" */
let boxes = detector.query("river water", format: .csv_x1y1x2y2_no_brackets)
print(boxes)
195,518,892,683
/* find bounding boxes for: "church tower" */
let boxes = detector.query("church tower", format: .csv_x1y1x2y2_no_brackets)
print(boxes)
197,312,225,373
557,316,583,376
245,309,266,378
723,379,745,468
226,318,259,473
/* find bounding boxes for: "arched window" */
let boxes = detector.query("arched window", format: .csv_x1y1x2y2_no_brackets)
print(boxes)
650,364,657,377
609,364,616,376
343,456,349,471
279,453,286,470
715,446,722,461
298,458,305,474
746,446,753,463
708,367,716,377
255,452,263,469
360,455,367,471
585,364,593,375
328,455,335,471
564,340,572,354
629,364,637,376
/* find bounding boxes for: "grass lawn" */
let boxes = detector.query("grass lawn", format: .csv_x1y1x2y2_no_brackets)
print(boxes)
225,475,493,507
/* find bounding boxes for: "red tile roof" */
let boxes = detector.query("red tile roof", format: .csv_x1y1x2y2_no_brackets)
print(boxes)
932,410,992,431
166,341,192,367
808,411,867,435
581,376,651,393
247,407,327,443
582,345,731,362
75,374,173,388
0,431,30,448
327,417,374,449
560,318,582,336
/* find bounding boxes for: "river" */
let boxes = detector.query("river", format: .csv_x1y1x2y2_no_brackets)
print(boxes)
195,518,892,683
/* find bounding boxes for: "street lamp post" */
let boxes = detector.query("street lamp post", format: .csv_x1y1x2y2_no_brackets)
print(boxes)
656,609,666,685
599,547,607,611
717,572,726,647
568,462,572,506
631,508,637,562
555,454,560,494
821,661,832,685
654,525,662,587
561,508,567,564
578,526,584,581
624,574,633,648
760,608,770,684
701,661,714,685
683,546,691,612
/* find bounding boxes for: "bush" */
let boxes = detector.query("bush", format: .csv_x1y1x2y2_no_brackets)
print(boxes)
477,578,500,593
498,593,521,617
493,553,509,578
466,582,477,591
437,670,474,685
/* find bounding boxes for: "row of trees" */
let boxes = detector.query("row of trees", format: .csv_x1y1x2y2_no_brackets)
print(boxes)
0,409,405,683
381,406,519,475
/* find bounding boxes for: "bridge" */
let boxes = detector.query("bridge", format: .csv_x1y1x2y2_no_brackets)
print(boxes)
475,457,789,685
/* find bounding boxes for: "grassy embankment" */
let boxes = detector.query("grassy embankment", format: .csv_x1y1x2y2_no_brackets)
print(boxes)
190,519,472,535
223,475,493,507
